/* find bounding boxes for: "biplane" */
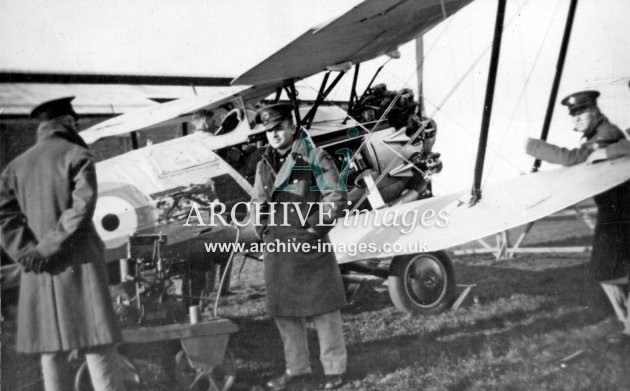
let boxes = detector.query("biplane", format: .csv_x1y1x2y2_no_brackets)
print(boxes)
2,0,629,318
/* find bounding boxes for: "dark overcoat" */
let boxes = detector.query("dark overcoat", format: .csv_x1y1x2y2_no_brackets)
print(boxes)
251,141,347,317
0,118,120,353
526,115,630,281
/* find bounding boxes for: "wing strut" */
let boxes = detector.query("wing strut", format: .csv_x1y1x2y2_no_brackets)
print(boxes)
469,0,507,206
358,59,392,103
284,81,302,125
348,63,361,113
301,71,346,129
415,36,426,117
303,71,331,129
532,0,579,172
272,87,282,103
130,131,139,150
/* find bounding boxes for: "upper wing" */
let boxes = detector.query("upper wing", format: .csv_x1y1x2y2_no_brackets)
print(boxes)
80,83,280,144
80,0,474,144
233,0,473,85
331,157,630,263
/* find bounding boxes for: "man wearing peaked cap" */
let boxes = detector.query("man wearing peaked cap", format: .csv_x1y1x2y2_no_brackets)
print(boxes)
251,103,348,390
30,96,78,121
254,102,295,132
526,89,625,161
0,97,126,390
560,90,600,116
525,89,630,345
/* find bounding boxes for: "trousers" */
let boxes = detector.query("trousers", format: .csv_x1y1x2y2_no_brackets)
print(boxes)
274,309,347,376
41,344,126,391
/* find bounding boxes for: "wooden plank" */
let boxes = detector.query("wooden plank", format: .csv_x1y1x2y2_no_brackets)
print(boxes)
122,318,239,344
451,284,476,311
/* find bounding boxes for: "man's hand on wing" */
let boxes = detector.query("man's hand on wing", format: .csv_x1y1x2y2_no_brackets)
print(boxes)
586,148,608,164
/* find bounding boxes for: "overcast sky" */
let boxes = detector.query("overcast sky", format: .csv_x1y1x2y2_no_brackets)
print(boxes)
0,0,363,77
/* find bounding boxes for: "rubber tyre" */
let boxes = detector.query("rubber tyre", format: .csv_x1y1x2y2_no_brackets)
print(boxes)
388,251,456,314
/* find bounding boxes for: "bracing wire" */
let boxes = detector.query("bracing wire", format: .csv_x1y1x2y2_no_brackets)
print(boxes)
378,0,537,188
299,0,535,208
482,0,565,189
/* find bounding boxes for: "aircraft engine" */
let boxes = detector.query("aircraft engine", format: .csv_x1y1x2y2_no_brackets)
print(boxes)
350,84,419,129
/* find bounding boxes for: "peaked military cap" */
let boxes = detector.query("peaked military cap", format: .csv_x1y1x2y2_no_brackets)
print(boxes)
255,103,294,131
560,90,600,115
30,96,77,121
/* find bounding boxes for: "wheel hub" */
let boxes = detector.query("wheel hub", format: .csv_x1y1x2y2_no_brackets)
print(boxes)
405,257,446,306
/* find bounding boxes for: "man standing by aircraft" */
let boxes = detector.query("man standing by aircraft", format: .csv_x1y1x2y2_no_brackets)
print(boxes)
251,103,348,390
0,97,126,390
525,90,630,345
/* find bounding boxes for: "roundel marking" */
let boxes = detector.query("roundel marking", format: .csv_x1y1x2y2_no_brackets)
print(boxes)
93,196,138,248
101,213,121,232
93,182,157,250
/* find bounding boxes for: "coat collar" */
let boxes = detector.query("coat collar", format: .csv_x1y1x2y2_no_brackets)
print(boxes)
262,140,306,190
36,116,88,149
583,113,606,141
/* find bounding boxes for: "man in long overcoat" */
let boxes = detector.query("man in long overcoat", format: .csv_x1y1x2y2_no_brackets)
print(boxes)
526,90,630,344
251,103,348,390
0,97,126,390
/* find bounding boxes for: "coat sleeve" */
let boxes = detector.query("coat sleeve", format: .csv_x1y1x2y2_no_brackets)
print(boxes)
604,139,630,160
306,149,348,237
0,166,38,261
250,161,270,239
525,138,590,166
35,150,99,257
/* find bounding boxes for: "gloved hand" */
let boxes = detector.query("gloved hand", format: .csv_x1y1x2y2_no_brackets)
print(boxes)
18,249,48,273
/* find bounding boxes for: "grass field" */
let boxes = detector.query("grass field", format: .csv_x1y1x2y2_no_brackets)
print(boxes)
2,217,629,390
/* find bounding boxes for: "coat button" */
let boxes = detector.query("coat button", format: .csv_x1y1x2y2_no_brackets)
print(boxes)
264,185,268,189
290,208,295,212
292,179,298,184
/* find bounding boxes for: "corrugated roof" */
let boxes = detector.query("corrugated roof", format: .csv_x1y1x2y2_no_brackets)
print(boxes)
0,84,230,116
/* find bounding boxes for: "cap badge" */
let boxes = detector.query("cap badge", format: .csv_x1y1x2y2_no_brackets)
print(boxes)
261,111,270,123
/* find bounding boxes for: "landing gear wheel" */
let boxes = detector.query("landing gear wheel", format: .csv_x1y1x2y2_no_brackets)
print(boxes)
174,349,236,391
388,251,456,314
74,354,141,391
